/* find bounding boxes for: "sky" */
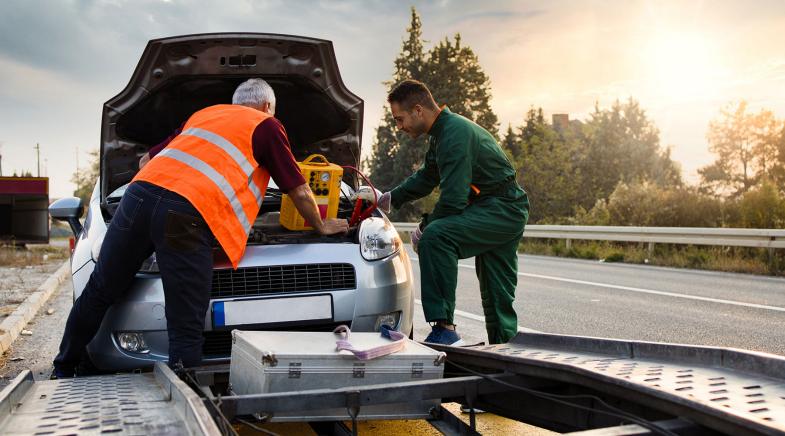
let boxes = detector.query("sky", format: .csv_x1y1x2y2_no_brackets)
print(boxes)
1,0,784,198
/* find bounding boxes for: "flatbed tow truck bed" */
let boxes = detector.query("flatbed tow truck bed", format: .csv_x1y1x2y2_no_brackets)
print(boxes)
1,332,784,435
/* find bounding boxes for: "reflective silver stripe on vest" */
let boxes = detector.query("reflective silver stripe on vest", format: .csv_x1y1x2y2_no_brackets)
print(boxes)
181,127,264,205
158,148,253,232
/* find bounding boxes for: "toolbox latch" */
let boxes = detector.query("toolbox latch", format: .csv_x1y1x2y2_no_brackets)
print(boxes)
262,351,278,367
288,362,302,378
352,363,366,378
412,362,424,378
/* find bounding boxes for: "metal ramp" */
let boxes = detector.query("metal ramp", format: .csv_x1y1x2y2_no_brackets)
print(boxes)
0,363,220,436
432,332,785,435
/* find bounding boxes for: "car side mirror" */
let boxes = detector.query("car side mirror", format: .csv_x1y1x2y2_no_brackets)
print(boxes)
49,197,84,237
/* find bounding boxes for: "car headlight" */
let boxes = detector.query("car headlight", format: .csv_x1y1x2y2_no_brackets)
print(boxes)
359,217,402,261
374,311,402,331
116,332,149,354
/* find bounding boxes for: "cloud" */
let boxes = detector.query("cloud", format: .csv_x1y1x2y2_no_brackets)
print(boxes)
2,0,785,196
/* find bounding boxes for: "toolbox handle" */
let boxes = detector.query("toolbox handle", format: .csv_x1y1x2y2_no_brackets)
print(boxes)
303,154,331,166
333,325,407,360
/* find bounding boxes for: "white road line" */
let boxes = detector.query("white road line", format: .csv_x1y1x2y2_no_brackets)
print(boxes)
413,299,539,333
413,257,785,313
410,256,785,313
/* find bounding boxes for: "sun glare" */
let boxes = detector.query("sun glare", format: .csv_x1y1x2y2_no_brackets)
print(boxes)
645,31,724,102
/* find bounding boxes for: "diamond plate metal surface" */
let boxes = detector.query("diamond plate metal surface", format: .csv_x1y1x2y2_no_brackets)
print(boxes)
449,333,785,434
0,364,219,436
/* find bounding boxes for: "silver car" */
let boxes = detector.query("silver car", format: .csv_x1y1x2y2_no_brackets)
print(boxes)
50,33,414,371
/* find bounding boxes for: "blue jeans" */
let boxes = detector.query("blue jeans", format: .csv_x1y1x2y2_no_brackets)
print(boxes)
54,181,214,374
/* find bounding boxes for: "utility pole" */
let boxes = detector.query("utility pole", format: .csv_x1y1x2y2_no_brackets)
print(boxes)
35,143,41,177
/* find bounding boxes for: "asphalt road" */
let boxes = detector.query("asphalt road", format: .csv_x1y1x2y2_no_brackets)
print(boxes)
0,279,72,389
4,248,784,390
409,247,785,356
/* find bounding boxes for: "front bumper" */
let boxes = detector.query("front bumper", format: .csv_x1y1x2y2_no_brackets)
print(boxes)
80,243,414,371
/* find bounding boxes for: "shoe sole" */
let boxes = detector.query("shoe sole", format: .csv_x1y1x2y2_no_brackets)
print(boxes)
423,338,465,346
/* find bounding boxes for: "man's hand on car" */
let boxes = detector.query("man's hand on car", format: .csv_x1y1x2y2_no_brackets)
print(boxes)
288,183,349,235
318,218,349,235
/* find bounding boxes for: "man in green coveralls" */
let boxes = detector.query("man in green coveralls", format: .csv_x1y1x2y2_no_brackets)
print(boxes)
378,80,529,345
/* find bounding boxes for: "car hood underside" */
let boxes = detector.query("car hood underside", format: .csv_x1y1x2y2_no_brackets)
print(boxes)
100,33,363,199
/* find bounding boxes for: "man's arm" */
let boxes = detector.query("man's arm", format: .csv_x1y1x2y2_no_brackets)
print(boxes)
286,183,346,234
252,118,347,235
389,145,440,209
425,126,473,226
139,125,183,169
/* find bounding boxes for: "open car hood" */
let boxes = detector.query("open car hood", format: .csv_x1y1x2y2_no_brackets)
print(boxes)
100,33,363,199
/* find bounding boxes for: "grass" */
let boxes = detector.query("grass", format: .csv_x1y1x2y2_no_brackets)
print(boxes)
519,239,784,276
0,243,70,268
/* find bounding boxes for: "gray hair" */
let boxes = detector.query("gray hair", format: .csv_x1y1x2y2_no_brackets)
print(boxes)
232,78,276,114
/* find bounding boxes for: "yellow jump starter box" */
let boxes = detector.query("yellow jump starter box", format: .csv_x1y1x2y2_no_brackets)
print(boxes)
279,154,343,231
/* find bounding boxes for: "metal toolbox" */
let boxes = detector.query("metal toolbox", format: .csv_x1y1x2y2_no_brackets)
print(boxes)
229,330,446,421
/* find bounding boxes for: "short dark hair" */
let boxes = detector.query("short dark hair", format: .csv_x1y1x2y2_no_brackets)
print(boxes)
387,79,438,111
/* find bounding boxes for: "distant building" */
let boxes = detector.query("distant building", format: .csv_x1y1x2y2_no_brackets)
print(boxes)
552,114,570,132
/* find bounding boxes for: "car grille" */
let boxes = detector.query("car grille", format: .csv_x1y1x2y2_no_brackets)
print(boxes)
210,263,356,299
202,322,348,357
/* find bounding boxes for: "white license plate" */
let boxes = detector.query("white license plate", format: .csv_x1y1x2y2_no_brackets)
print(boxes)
212,295,333,328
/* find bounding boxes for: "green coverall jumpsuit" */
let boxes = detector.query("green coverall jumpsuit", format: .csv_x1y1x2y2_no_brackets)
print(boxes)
391,108,530,344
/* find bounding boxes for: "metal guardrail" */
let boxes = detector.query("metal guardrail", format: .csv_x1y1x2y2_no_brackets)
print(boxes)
392,223,785,250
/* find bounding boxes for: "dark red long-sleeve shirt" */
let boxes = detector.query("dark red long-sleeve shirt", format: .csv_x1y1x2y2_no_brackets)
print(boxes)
148,117,305,192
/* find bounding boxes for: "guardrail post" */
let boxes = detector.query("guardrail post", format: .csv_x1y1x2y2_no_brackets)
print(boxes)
565,239,572,251
648,242,655,255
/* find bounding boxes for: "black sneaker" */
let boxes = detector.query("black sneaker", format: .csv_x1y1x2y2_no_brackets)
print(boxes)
50,366,75,380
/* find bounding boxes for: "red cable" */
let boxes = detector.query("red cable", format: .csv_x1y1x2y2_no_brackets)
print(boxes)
341,166,379,226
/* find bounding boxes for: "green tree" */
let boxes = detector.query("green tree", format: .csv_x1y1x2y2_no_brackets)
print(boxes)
774,125,785,189
366,7,500,221
575,180,723,227
512,108,579,222
364,7,429,221
575,99,681,209
700,101,782,197
423,34,499,139
72,149,99,203
501,124,523,160
737,180,785,228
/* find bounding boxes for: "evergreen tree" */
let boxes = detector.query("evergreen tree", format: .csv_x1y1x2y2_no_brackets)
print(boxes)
423,34,499,139
514,109,579,222
364,7,430,220
501,124,522,160
366,7,500,221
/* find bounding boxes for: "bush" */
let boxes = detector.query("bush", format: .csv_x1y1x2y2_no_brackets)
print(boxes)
737,180,785,228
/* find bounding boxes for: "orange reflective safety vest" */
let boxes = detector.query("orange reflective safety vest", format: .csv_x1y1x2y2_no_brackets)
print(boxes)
133,104,271,269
